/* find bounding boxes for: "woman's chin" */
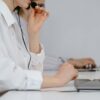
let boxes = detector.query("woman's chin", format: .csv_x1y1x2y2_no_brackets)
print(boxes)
20,4,30,9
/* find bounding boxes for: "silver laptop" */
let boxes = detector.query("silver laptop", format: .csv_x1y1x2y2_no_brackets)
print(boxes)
74,79,100,92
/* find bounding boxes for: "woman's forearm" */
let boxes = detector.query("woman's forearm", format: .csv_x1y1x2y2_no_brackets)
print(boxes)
41,75,66,89
29,33,41,53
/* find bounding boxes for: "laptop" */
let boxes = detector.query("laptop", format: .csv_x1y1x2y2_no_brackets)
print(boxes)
74,79,100,92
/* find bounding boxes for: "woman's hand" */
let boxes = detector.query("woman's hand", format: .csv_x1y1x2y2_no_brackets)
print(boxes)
55,63,78,85
26,7,49,53
67,58,96,69
28,7,49,36
42,63,78,88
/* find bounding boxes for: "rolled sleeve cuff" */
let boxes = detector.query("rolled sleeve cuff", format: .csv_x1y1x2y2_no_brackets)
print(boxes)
25,70,43,90
30,44,45,65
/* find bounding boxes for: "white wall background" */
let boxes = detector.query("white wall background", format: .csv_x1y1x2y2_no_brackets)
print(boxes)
41,0,100,66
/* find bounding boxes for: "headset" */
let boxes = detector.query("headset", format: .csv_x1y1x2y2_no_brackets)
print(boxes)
14,1,45,69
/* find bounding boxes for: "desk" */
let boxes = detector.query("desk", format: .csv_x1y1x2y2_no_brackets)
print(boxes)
1,91,100,100
1,71,100,100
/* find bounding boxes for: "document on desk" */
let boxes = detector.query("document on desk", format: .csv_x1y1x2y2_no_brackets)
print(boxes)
42,81,77,92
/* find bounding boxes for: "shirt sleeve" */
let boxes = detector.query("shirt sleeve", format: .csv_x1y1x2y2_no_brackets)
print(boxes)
0,57,43,92
0,40,43,92
29,44,45,72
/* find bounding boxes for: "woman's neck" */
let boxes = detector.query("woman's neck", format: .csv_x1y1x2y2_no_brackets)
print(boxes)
4,0,17,12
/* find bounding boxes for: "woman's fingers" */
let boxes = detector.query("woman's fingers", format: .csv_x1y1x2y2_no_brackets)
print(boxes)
35,6,49,17
27,6,49,33
67,58,96,69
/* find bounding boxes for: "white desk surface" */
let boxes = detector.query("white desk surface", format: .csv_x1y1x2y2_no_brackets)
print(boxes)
1,91,100,100
1,71,100,100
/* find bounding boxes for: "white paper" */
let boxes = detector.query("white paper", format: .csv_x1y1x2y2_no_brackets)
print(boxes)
42,81,76,92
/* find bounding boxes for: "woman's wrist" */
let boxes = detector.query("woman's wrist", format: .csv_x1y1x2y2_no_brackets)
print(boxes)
28,30,40,37
28,33,41,53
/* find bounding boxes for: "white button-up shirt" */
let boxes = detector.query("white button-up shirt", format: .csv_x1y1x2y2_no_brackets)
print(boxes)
0,0,45,92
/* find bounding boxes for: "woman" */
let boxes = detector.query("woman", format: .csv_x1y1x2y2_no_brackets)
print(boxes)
17,0,96,70
0,0,77,93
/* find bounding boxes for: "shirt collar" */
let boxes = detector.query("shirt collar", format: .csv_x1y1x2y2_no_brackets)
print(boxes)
0,0,16,27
